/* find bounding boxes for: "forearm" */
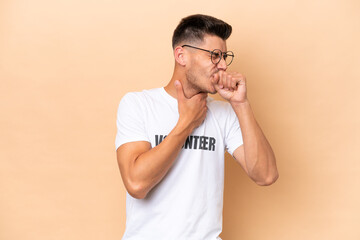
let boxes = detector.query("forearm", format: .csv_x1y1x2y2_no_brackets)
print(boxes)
231,100,278,185
133,120,193,197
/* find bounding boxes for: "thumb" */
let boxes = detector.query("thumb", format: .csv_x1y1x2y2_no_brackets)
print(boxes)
174,80,185,100
214,83,222,92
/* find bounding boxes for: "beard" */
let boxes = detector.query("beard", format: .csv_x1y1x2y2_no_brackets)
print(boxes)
185,68,218,94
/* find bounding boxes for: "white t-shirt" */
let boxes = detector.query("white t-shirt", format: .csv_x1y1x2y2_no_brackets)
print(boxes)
115,87,243,240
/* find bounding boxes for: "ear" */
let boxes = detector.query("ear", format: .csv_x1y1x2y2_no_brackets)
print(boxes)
174,46,187,66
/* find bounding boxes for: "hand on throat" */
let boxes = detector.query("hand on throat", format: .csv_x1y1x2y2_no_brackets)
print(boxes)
182,80,207,99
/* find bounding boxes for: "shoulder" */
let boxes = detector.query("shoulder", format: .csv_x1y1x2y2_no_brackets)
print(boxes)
120,87,162,104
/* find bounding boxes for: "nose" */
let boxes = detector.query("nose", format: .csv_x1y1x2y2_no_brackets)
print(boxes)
216,56,227,71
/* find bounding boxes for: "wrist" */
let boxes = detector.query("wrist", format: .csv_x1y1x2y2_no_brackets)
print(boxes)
230,99,250,108
174,118,194,137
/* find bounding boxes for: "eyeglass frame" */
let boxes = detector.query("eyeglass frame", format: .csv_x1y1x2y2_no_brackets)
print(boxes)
181,44,234,66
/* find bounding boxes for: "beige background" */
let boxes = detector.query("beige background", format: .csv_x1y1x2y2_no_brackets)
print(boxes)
1,0,359,239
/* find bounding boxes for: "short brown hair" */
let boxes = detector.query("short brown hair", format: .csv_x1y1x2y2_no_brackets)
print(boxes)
172,14,232,49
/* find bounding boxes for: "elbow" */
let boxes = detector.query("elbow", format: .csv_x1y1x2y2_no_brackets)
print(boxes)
255,172,279,186
253,155,279,186
126,180,148,199
128,189,147,199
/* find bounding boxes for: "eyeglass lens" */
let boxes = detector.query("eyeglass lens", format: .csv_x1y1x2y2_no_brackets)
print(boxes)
211,50,234,66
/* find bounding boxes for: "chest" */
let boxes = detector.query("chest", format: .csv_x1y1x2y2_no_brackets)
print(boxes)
142,102,225,152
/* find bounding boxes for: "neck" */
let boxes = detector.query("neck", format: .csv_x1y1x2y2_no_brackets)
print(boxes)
164,70,206,99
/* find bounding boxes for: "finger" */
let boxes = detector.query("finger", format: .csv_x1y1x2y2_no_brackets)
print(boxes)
216,71,222,88
218,70,224,80
174,80,185,100
219,71,226,88
226,74,233,90
193,92,208,101
239,77,246,85
214,83,224,92
231,77,237,89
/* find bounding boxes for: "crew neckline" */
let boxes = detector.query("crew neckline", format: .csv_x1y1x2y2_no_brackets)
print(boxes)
160,87,213,105
160,87,177,105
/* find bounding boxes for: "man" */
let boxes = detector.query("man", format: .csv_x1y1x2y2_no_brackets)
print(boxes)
115,14,279,240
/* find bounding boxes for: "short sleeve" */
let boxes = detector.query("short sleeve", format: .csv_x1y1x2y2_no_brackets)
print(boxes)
115,92,150,151
224,104,243,156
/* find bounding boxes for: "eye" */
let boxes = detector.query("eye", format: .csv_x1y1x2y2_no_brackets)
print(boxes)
211,50,222,60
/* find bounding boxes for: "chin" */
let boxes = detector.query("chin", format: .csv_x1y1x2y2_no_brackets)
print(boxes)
208,84,218,94
208,89,217,94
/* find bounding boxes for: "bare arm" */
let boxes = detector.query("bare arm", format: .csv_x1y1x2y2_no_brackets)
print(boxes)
232,100,278,186
116,80,207,199
215,71,279,186
117,121,192,199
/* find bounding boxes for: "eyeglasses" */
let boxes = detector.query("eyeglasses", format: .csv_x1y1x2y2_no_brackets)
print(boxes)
182,44,234,66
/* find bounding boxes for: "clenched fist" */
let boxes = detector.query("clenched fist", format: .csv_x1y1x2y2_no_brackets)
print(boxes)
214,71,247,104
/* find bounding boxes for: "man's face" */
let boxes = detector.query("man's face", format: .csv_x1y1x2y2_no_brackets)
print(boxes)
185,34,228,94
